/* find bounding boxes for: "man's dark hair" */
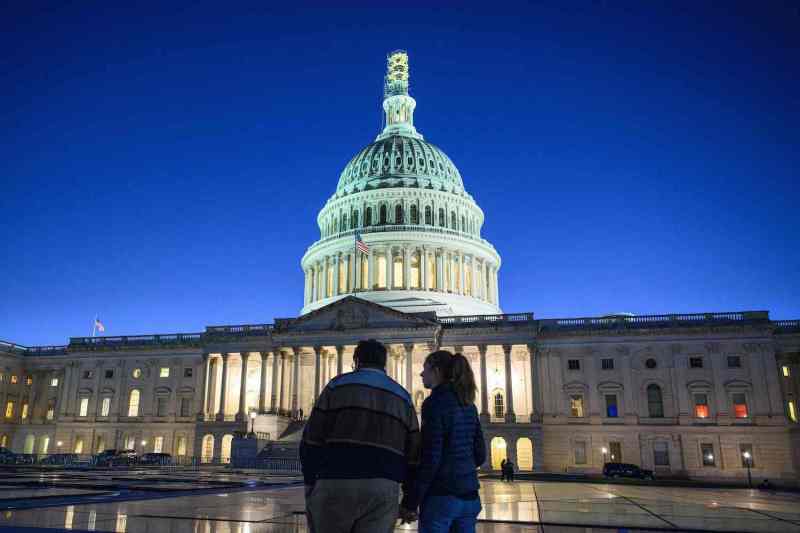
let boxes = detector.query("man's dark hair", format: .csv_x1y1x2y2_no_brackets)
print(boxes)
353,339,387,369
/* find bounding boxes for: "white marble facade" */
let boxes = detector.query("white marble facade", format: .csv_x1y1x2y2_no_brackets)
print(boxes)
1,298,799,484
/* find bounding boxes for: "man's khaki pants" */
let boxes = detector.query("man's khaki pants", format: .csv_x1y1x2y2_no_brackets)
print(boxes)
305,478,399,533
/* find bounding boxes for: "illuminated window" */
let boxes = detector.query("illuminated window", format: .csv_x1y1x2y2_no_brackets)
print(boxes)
176,435,187,456
788,400,797,423
128,389,140,417
393,254,403,288
153,436,164,453
605,394,618,418
376,254,387,289
694,394,709,418
493,392,505,419
132,368,142,379
10,375,18,384
783,366,791,377
570,394,584,417
101,397,111,417
5,402,14,418
701,443,715,466
79,398,89,417
74,437,84,454
408,251,420,289
21,403,28,419
46,400,55,420
426,253,436,289
160,367,170,378
733,393,748,418
51,378,59,387
26,377,32,386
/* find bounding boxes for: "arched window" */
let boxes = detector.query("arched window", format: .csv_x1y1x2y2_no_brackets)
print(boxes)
128,389,140,417
379,205,387,225
438,208,445,227
425,206,432,225
493,391,505,419
395,204,404,224
647,384,664,418
74,437,84,454
341,213,347,231
0,434,7,448
365,207,372,226
351,211,359,229
332,218,338,234
490,437,507,470
410,205,419,224
461,215,466,232
24,434,35,454
39,436,50,454
95,435,106,454
175,435,187,456
517,437,533,471
221,434,234,464
201,434,214,463
451,212,457,229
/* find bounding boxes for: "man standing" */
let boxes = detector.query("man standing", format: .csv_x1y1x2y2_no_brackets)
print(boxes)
300,339,421,533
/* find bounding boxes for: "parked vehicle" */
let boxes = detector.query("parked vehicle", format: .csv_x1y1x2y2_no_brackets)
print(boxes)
139,452,172,465
603,462,655,480
40,453,79,465
95,449,138,466
0,447,18,464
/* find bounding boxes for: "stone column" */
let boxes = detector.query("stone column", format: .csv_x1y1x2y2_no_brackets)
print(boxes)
387,247,395,289
216,353,229,421
237,352,250,420
421,247,428,291
277,352,286,414
333,255,340,296
322,257,330,299
368,247,375,289
354,252,362,291
303,270,309,305
58,364,73,416
436,250,444,291
503,344,515,423
348,253,355,293
479,345,489,421
336,345,344,376
199,354,210,418
527,343,540,423
404,344,414,398
313,346,322,400
292,347,301,417
259,352,269,413
270,350,280,413
472,256,479,298
403,247,411,289
494,267,500,306
459,252,466,295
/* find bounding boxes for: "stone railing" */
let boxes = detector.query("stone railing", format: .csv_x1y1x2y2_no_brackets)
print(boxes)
439,313,535,328
538,311,770,332
774,320,800,333
1,340,69,356
69,333,203,348
205,324,274,337
310,225,494,248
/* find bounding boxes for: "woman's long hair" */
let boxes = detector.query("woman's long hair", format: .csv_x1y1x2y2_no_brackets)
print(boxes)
425,350,477,406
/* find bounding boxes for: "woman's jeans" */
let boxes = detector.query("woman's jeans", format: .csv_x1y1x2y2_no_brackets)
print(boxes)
419,495,481,533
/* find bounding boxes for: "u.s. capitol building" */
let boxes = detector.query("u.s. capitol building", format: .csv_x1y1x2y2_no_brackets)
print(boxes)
2,52,799,483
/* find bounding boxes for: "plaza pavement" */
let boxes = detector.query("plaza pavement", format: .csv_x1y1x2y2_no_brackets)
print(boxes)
0,468,798,532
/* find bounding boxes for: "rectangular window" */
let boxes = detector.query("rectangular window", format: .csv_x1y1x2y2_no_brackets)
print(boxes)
180,398,191,417
10,375,18,384
184,368,193,378
83,370,93,379
727,356,742,368
601,358,614,370
654,441,670,466
694,394,709,418
26,376,32,386
101,397,111,417
609,441,622,462
156,397,168,417
105,369,114,379
689,357,704,368
701,443,716,466
789,401,798,423
153,436,164,454
574,441,587,464
21,403,28,419
605,394,618,418
393,256,404,288
740,443,754,467
159,367,170,378
5,401,14,418
51,378,59,387
782,366,791,377
376,254,387,289
569,394,584,417
568,359,580,371
733,393,748,418
176,436,187,456
79,398,89,417
46,400,55,420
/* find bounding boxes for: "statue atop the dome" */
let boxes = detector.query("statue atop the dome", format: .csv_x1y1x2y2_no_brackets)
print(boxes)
384,50,409,98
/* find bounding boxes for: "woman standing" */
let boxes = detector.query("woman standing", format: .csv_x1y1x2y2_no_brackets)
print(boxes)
402,350,487,532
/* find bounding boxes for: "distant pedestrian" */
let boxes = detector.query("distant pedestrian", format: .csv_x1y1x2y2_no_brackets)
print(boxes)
300,339,420,533
500,459,507,481
504,460,515,482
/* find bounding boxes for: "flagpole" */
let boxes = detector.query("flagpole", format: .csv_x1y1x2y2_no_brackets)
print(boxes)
91,315,97,338
353,232,357,294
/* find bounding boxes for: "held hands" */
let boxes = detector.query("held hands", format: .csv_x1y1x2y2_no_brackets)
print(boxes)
398,506,418,524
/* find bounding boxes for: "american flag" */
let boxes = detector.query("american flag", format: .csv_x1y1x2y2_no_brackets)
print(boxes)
355,232,369,254
94,318,105,332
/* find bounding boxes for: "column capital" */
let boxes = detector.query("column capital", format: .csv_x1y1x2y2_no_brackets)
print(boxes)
292,346,301,357
478,344,488,356
502,344,513,356
335,345,345,356
260,351,269,361
454,345,464,354
526,342,538,354
240,351,250,361
403,343,415,354
312,345,323,355
221,352,230,361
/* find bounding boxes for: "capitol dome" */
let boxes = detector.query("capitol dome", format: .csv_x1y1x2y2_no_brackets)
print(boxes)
300,51,502,316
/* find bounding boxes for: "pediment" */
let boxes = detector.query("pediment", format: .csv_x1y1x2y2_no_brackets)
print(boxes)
276,296,438,333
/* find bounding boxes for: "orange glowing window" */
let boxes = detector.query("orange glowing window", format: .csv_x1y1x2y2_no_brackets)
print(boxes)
695,405,709,418
733,393,748,418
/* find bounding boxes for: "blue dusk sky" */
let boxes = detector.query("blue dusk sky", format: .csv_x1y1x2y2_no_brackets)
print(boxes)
2,1,798,346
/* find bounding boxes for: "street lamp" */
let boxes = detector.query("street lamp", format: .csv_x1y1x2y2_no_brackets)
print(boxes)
743,451,752,488
249,411,257,435
601,446,608,463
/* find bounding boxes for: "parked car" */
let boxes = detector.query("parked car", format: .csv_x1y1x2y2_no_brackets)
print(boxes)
139,452,172,465
95,449,138,466
40,453,79,465
0,447,18,464
603,462,655,480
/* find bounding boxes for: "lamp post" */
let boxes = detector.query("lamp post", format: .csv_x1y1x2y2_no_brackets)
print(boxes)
743,451,752,488
249,411,257,436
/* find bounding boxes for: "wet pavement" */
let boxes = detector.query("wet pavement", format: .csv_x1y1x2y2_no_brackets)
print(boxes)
0,469,798,532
